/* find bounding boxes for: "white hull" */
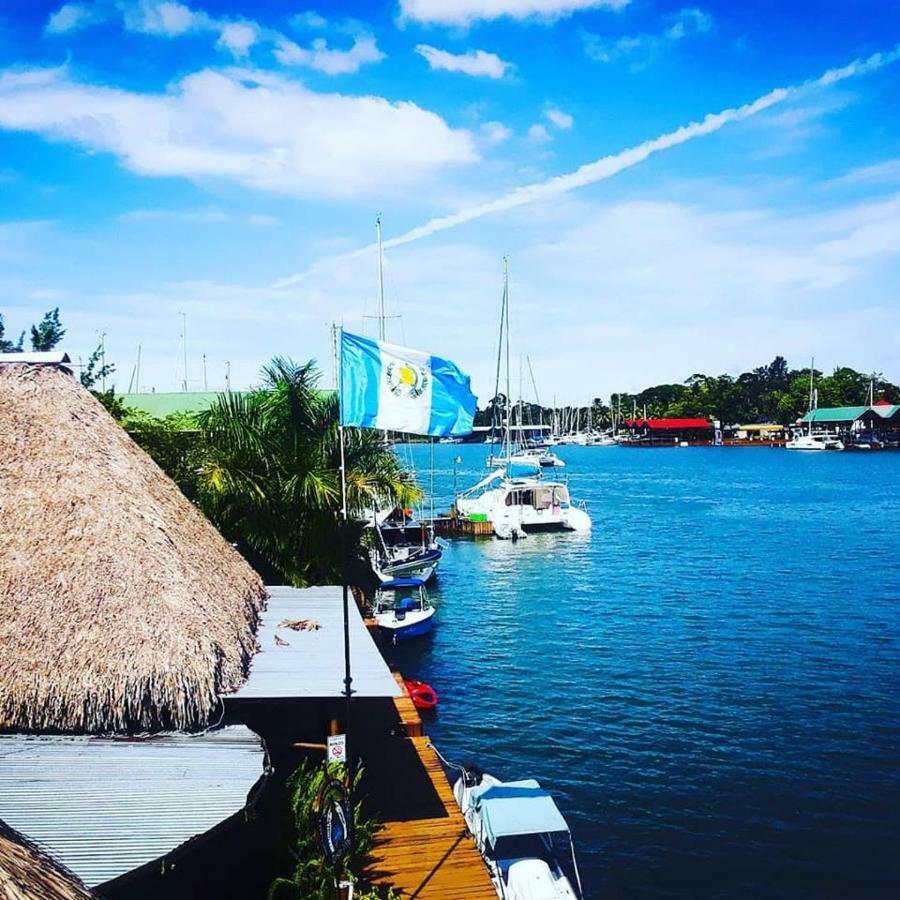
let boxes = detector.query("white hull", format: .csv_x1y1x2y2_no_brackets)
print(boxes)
786,435,843,451
457,476,591,539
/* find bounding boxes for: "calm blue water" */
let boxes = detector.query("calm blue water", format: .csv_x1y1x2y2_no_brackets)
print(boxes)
389,444,900,899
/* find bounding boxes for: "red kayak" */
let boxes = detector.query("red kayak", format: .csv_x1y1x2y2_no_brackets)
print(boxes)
404,679,438,710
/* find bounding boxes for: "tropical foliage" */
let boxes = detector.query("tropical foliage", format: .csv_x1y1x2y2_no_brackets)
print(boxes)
267,761,398,900
193,358,419,586
476,357,899,428
1,307,65,353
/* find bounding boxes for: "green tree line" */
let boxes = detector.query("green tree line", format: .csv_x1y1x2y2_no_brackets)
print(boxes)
475,357,899,429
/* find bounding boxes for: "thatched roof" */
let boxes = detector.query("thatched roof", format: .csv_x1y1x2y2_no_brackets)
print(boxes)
0,820,94,900
0,364,266,733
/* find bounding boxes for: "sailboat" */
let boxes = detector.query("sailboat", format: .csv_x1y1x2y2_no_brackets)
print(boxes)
786,358,843,451
457,260,591,540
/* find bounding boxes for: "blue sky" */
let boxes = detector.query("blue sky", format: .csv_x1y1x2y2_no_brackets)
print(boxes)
1,0,899,400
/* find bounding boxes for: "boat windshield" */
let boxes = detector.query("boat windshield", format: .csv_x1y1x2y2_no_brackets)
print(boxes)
377,589,424,612
504,485,570,508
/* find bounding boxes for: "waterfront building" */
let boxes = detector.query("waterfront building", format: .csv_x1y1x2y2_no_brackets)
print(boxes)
623,417,714,446
798,400,900,446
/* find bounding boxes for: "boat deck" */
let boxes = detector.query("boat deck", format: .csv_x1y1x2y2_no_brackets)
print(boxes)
363,684,496,899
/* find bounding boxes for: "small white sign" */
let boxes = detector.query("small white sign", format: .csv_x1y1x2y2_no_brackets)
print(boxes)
327,733,347,764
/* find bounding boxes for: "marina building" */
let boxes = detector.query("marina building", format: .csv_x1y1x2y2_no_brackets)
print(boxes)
622,417,715,446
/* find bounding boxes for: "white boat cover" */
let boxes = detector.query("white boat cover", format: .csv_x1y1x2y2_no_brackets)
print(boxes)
471,779,570,848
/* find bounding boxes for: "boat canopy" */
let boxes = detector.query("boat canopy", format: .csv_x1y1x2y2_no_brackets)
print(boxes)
471,779,570,848
379,577,426,589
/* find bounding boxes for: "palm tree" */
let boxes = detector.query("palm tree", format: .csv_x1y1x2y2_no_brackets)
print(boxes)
196,358,420,586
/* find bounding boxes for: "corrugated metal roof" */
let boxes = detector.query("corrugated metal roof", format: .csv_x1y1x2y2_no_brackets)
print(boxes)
119,392,235,417
0,351,71,365
800,405,900,422
226,585,401,700
0,726,264,888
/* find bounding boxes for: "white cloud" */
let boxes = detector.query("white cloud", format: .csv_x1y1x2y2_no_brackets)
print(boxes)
399,0,630,27
0,66,478,199
480,120,513,144
216,22,258,58
416,45,512,79
830,158,900,187
545,108,573,129
275,43,900,274
584,6,712,67
44,3,380,74
45,2,105,34
80,189,900,399
123,1,202,36
274,35,385,75
527,123,552,142
290,10,329,30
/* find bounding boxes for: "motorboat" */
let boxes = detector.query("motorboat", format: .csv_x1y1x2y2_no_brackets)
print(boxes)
453,767,583,900
403,678,438,710
457,469,591,539
373,578,436,642
370,518,442,583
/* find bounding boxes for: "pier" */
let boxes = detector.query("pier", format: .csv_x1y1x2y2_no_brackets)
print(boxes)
363,679,496,898
428,515,494,538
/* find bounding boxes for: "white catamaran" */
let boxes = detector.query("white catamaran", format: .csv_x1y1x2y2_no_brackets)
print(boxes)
786,358,844,451
457,259,591,539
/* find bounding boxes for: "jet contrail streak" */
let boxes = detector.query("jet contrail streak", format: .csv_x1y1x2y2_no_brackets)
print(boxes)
275,44,900,288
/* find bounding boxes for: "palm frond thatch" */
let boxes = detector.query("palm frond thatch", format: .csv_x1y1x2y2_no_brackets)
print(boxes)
0,364,267,733
0,819,94,899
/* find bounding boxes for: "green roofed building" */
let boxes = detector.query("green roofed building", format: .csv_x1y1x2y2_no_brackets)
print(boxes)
800,403,900,424
120,392,241,417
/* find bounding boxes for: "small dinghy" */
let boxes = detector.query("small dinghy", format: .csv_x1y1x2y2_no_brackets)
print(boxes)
374,578,436,643
404,679,438,710
453,767,583,900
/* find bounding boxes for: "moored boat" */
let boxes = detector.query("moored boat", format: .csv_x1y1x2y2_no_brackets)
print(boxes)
373,577,436,642
453,766,583,900
370,517,442,583
457,470,590,539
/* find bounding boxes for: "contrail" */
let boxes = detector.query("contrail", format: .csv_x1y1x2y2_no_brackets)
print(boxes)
275,44,900,288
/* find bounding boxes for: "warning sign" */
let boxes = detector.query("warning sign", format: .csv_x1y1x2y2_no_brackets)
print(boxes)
327,733,347,764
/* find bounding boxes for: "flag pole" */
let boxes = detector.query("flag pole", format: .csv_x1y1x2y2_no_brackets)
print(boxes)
336,326,354,768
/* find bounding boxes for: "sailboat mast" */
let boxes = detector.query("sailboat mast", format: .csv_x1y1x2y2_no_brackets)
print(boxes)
376,216,386,342
503,257,512,461
809,357,815,437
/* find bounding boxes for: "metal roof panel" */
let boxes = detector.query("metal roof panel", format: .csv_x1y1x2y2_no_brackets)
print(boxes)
0,726,264,888
226,585,401,700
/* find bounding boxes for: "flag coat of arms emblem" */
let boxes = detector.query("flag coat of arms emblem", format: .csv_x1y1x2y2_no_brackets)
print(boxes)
340,331,476,436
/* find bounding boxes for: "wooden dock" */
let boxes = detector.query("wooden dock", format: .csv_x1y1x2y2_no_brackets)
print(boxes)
429,515,494,538
363,683,496,899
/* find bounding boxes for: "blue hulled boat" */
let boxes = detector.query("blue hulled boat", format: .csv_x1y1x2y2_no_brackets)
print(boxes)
374,578,436,642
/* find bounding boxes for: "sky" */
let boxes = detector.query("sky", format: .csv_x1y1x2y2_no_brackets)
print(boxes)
1,0,900,402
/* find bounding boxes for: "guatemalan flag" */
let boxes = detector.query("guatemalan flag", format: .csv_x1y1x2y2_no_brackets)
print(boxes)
340,330,477,437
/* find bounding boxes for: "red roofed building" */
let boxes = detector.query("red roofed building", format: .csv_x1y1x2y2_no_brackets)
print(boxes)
623,417,715,446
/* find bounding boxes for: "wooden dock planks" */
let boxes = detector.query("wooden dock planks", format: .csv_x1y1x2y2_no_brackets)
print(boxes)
365,736,497,899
